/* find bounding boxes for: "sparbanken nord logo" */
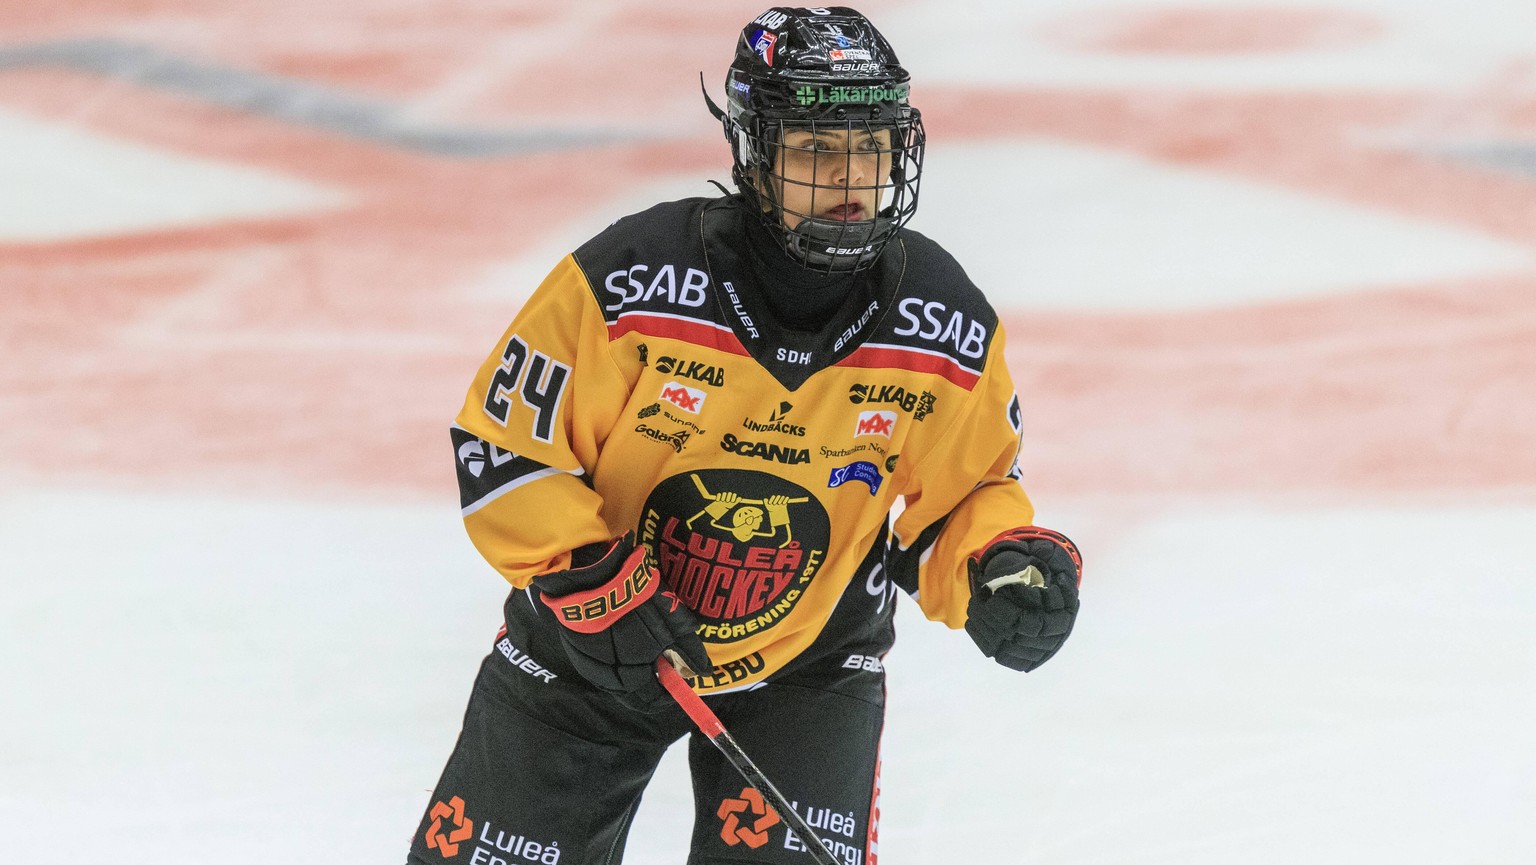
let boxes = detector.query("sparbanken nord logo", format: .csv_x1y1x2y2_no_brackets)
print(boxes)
718,786,780,848
425,795,474,858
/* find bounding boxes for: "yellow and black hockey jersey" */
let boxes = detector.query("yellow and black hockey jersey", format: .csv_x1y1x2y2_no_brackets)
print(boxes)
452,196,1035,692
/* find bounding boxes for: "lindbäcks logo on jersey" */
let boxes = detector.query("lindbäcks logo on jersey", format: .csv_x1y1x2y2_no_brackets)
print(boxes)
641,470,830,642
424,795,474,858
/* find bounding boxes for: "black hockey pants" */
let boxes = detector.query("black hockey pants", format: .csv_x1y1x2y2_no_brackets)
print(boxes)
406,588,892,865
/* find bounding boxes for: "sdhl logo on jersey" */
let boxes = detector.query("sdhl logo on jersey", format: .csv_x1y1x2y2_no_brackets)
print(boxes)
660,382,707,414
854,410,897,438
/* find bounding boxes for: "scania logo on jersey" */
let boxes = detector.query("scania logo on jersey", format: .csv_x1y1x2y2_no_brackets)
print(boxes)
893,297,990,359
660,381,706,414
854,410,896,438
847,383,937,419
720,433,810,465
602,263,709,312
641,470,830,642
655,354,725,387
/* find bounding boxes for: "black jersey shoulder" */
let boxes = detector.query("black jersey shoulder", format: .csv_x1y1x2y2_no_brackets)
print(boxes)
569,197,726,329
857,227,1001,385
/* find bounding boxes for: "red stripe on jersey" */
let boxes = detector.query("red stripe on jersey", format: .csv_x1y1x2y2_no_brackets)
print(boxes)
836,344,982,390
607,313,751,356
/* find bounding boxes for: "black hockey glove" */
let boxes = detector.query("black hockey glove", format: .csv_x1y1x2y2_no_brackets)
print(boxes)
965,527,1082,672
535,532,711,710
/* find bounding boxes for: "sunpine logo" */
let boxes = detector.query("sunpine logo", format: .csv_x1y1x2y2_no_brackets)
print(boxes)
854,410,897,438
424,795,474,858
718,786,780,849
660,381,706,414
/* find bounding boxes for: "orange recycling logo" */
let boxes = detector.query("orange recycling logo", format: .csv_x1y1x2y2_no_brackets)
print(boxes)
718,786,780,848
425,795,475,858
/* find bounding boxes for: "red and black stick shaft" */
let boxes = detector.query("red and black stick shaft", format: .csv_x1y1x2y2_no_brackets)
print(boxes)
656,653,842,865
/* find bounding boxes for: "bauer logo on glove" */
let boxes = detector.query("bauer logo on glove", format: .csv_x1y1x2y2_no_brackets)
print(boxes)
534,532,711,710
542,551,658,633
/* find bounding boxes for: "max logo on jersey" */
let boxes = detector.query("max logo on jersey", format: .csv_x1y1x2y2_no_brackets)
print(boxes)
424,795,474,858
660,382,707,414
854,410,896,438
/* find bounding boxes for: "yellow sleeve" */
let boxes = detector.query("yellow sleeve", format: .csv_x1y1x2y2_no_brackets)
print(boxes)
450,255,634,587
890,324,1035,627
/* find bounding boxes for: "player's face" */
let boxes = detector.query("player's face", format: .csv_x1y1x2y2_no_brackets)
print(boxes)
772,125,895,231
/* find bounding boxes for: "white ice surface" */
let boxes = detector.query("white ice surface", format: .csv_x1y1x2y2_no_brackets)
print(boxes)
916,139,1536,309
0,108,349,242
888,0,1536,93
5,1,1536,862
3,492,1532,863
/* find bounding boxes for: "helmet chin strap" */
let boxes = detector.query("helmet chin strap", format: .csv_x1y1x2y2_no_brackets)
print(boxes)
783,215,897,272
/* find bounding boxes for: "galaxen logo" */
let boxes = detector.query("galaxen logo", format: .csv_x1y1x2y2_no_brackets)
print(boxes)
719,786,780,848
425,795,474,858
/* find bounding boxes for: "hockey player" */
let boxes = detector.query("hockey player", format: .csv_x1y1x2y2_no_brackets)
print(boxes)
408,7,1082,864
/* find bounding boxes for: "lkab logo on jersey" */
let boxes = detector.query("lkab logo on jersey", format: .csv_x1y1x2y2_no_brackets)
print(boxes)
718,786,779,849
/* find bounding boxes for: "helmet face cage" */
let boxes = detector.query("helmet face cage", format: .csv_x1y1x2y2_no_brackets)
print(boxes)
720,7,926,273
736,113,925,273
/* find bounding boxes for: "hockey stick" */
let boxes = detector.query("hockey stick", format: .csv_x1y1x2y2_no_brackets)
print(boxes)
656,652,843,865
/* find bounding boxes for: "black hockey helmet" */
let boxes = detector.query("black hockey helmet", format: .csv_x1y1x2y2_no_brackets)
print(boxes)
704,7,925,273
